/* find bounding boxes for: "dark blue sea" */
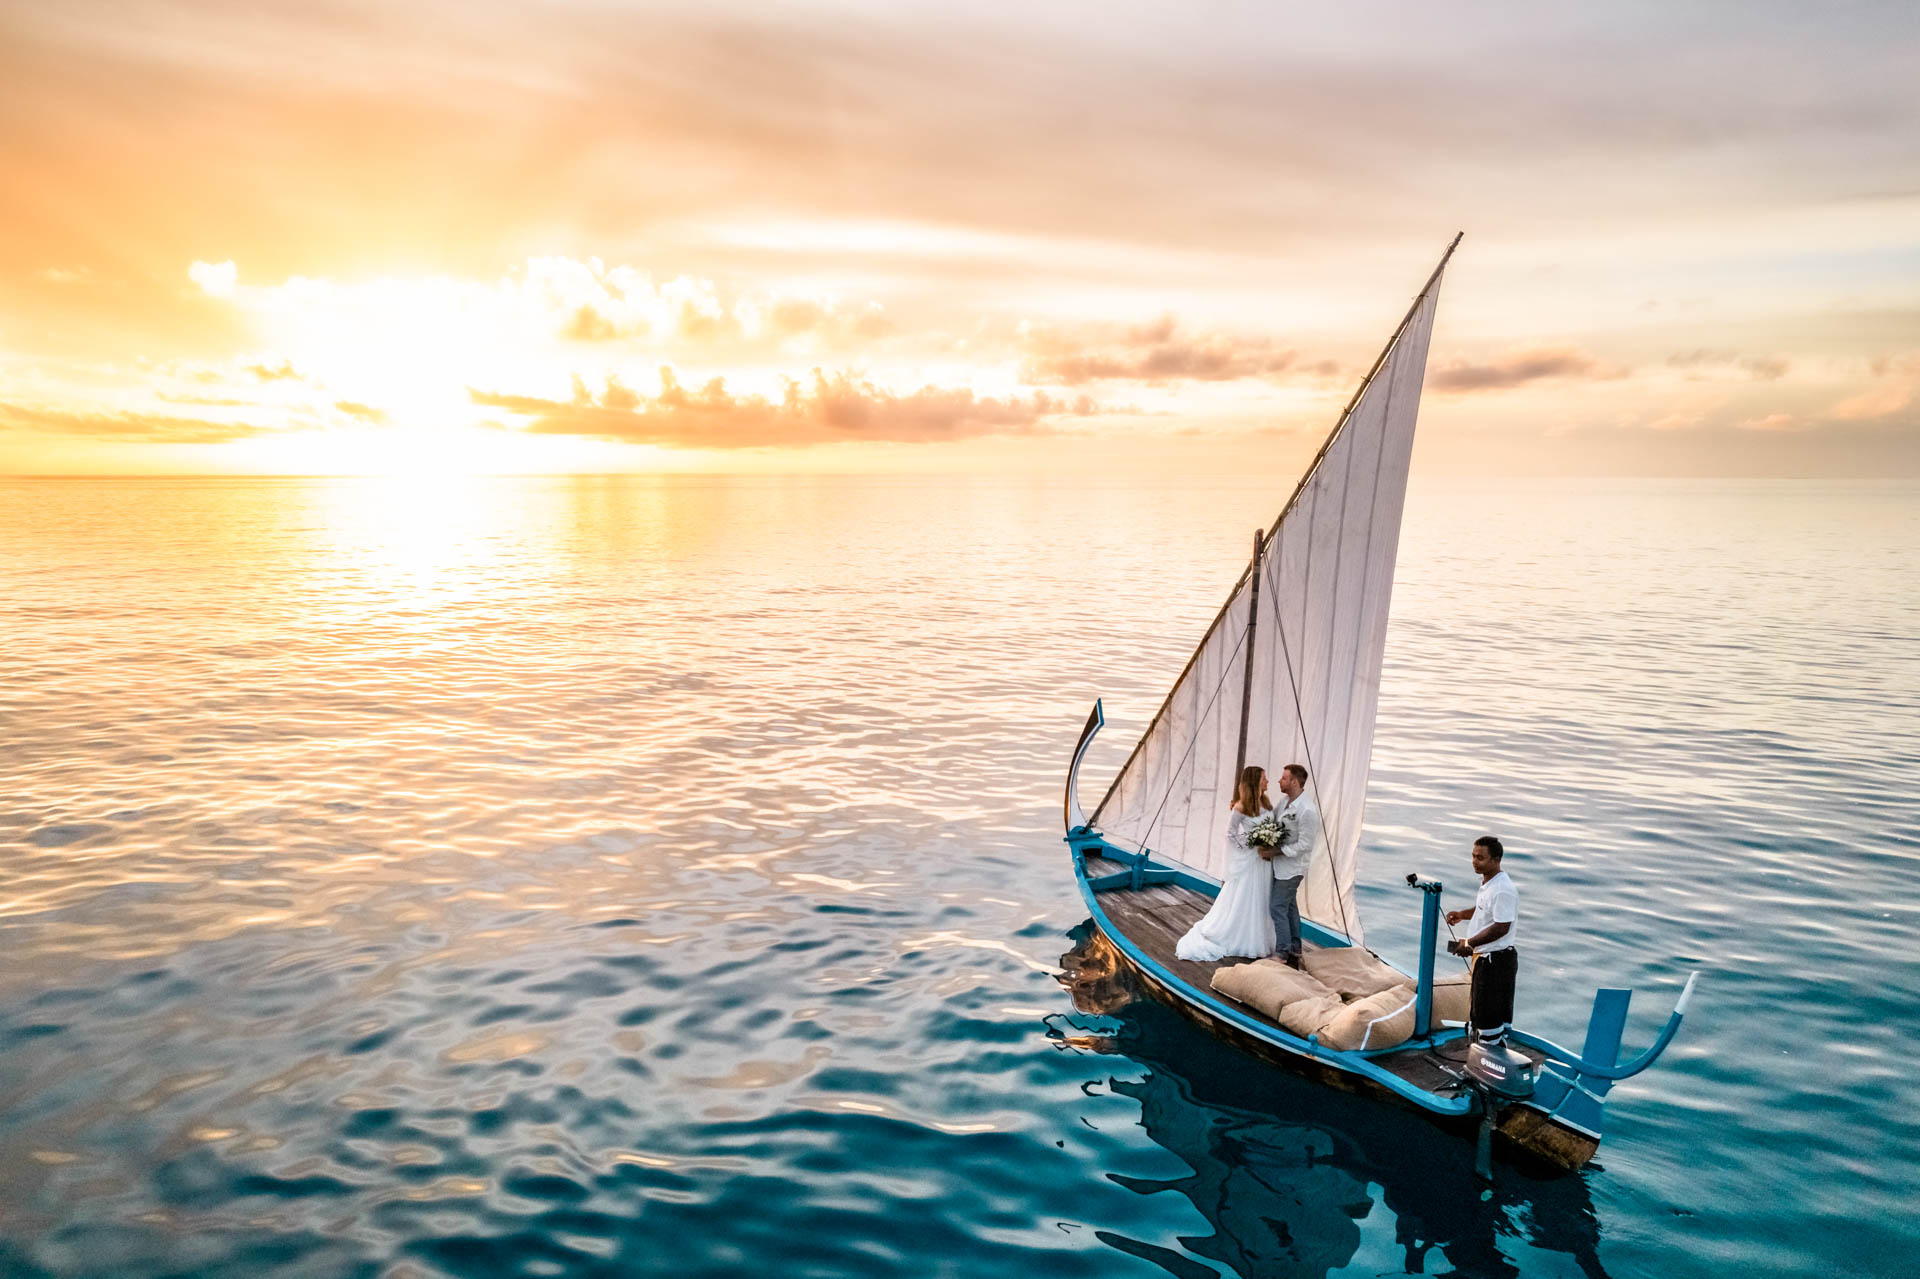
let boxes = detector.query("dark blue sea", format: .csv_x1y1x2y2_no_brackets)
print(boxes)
2,474,1915,1278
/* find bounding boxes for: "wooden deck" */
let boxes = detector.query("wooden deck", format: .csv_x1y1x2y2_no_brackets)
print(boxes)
1084,862,1541,1102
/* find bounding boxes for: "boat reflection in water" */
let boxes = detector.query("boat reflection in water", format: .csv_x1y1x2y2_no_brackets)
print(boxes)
1056,925,1611,1279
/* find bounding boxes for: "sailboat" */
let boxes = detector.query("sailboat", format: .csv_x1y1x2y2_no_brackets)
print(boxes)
1060,235,1696,1173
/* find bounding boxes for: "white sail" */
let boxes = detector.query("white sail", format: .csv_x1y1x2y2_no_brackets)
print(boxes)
1090,254,1449,944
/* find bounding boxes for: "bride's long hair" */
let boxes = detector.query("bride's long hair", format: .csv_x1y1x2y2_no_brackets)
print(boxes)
1233,765,1271,815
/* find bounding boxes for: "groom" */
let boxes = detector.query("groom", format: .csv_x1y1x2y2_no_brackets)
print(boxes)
1262,763,1321,966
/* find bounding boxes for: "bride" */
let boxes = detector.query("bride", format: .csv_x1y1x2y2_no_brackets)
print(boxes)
1175,765,1278,962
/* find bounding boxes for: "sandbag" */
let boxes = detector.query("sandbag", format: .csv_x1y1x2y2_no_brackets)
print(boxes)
1301,947,1410,1001
1277,992,1345,1039
1317,985,1418,1053
1210,959,1338,1019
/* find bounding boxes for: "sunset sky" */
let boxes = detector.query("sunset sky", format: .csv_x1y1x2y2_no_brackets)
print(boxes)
2,0,1916,476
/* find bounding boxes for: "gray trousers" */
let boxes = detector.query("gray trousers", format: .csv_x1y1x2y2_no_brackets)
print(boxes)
1269,875,1303,957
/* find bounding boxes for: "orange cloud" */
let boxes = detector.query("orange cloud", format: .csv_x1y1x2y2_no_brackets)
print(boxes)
333,400,388,423
560,305,623,341
156,391,253,407
471,368,1096,447
1829,356,1919,421
1021,317,1327,386
760,297,894,343
1666,349,1791,380
1644,410,1708,432
554,288,896,350
245,359,305,382
1431,347,1627,393
0,401,269,444
768,298,828,335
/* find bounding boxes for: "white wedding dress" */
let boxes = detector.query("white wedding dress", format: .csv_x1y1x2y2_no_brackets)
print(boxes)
1174,808,1277,961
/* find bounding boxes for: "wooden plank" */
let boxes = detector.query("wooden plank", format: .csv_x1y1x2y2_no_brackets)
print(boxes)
1137,884,1204,916
1108,893,1201,945
1118,908,1188,957
1126,893,1187,924
1370,1046,1467,1094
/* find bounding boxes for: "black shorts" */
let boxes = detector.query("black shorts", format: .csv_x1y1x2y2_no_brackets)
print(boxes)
1470,947,1517,1038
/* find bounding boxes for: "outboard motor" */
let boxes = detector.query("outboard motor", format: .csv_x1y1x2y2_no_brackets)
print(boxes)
1466,1041,1537,1100
1464,1040,1538,1181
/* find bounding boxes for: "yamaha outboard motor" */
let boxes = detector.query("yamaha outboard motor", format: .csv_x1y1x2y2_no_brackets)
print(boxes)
1465,1040,1537,1179
1467,1041,1538,1100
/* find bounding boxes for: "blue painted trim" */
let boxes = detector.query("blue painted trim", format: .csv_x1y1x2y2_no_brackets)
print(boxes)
1067,832,1471,1117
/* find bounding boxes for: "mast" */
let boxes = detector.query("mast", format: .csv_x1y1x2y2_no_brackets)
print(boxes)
1233,528,1264,776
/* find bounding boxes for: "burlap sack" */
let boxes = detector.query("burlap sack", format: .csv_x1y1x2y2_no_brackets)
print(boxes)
1316,984,1418,1052
1431,973,1472,1024
1301,947,1410,1001
1277,992,1345,1038
1210,959,1338,1018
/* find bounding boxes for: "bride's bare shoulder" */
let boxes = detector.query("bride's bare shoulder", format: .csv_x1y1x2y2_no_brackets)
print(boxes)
1230,801,1244,814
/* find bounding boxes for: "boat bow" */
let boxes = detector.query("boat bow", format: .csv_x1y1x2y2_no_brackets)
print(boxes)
1064,700,1105,833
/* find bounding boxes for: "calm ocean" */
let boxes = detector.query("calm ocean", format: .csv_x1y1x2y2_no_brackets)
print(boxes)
2,474,1915,1278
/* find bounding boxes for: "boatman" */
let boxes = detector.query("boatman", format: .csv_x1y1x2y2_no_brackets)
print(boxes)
1446,836,1518,1045
1264,763,1321,967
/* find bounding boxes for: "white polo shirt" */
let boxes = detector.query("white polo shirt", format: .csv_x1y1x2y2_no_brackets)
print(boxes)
1469,869,1518,953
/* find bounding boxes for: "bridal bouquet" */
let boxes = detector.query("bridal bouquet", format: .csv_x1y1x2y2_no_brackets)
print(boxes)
1246,814,1291,849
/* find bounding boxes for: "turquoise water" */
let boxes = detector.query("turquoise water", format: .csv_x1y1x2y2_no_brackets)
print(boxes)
1,474,1915,1278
